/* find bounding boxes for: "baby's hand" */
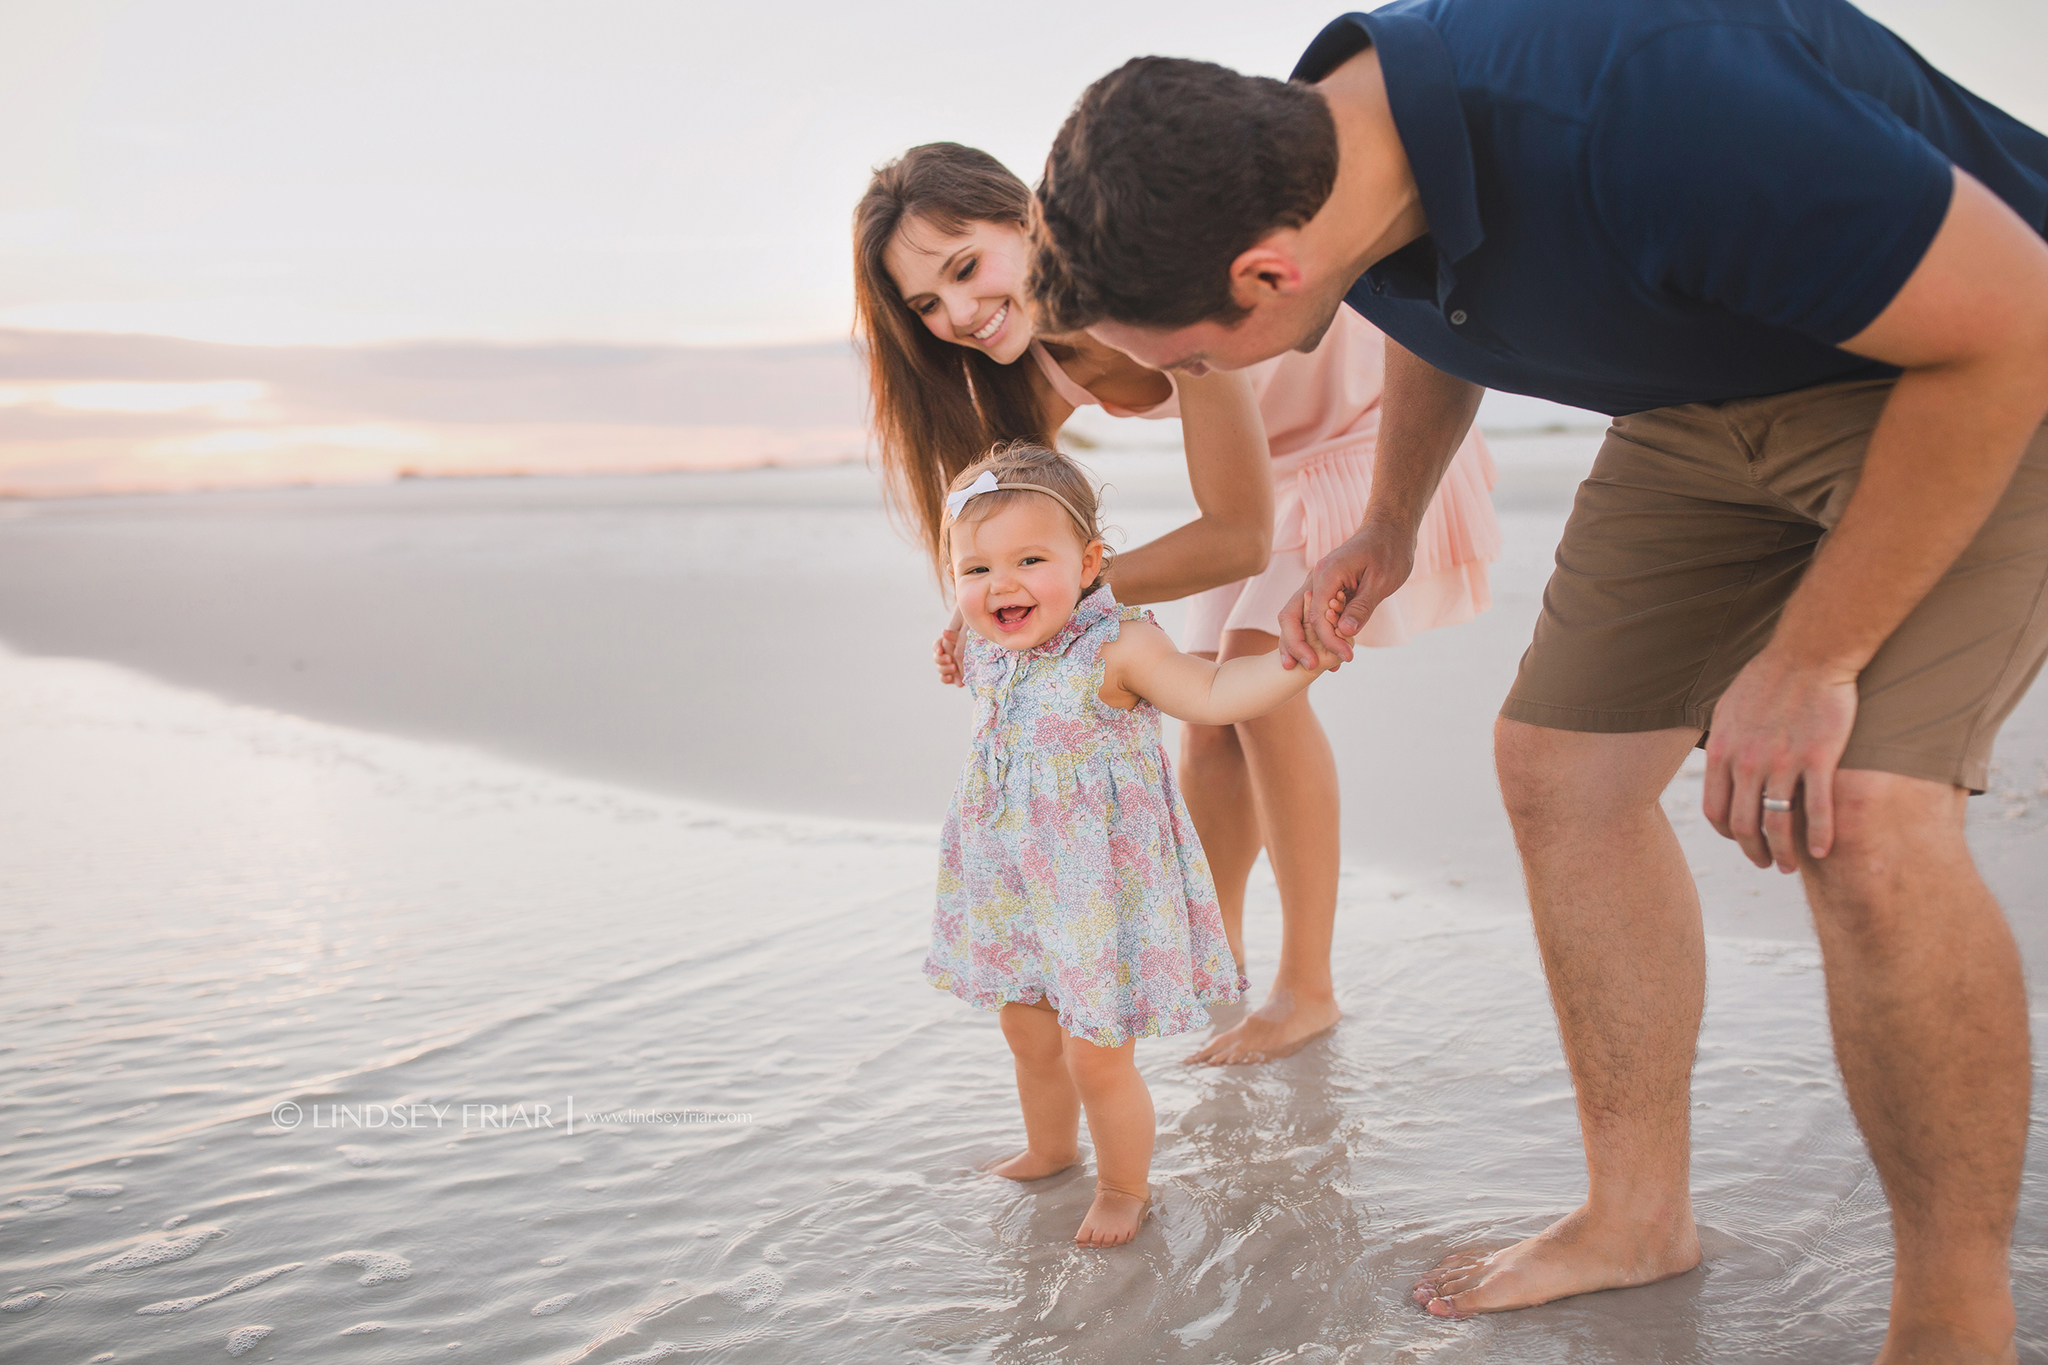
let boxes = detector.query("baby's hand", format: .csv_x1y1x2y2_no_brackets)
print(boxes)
934,628,965,688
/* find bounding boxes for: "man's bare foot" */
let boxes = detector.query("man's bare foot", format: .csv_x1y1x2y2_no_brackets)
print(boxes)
1184,988,1339,1065
1074,1184,1150,1247
1411,1203,1701,1317
981,1148,1078,1181
1875,1320,2018,1365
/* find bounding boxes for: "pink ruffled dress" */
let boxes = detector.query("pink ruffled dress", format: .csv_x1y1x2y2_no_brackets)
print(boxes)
1030,307,1500,651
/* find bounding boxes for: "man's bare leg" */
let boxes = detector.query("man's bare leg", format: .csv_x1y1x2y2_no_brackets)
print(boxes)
1187,628,1342,1065
1800,772,2025,1365
1415,720,1705,1315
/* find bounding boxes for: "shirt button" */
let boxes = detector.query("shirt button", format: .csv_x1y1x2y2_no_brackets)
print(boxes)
1449,309,1469,326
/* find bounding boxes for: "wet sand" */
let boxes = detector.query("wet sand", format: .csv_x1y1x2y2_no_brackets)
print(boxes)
1,444,2045,1361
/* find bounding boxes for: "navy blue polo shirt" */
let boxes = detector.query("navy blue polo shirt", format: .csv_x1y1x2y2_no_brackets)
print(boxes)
1292,0,2048,416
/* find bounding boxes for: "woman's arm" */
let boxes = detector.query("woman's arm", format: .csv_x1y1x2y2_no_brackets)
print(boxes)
1101,619,1321,725
1103,370,1273,605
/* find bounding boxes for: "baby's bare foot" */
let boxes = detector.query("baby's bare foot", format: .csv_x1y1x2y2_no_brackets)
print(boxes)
981,1148,1077,1181
1074,1185,1150,1247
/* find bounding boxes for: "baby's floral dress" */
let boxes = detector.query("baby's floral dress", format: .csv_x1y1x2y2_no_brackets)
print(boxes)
924,585,1246,1046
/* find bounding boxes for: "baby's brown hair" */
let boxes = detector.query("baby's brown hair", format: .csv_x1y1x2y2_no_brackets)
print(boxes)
940,441,1111,595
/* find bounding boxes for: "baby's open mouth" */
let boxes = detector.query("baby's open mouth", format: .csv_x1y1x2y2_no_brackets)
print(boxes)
993,604,1035,631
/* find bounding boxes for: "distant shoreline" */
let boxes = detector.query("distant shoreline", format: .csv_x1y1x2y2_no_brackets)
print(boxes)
0,424,1611,503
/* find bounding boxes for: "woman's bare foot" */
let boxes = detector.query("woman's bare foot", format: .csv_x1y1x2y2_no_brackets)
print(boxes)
1184,987,1339,1065
1074,1184,1150,1247
1410,1203,1701,1317
981,1148,1078,1181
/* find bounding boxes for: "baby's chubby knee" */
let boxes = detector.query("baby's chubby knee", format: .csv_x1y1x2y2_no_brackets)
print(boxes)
1061,1036,1137,1089
999,1000,1066,1063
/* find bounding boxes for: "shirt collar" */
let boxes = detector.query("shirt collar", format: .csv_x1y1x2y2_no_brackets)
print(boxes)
1291,9,1485,268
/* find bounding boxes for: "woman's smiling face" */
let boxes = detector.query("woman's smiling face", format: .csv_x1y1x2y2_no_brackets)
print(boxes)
949,493,1104,651
883,216,1035,365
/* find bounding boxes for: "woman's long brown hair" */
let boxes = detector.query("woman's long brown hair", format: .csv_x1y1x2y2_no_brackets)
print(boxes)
853,143,1052,581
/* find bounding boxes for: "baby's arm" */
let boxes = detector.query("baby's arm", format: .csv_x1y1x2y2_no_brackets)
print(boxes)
1100,619,1323,726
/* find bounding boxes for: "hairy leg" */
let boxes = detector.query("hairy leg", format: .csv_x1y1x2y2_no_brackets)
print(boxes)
1415,720,1705,1316
1179,650,1262,971
1800,772,2026,1365
1187,629,1343,1065
985,999,1081,1181
1064,1036,1154,1246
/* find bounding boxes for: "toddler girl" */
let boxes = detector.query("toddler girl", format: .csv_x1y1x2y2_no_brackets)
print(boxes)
923,441,1326,1247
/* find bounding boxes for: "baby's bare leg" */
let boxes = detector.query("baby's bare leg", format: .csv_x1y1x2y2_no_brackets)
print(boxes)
1063,1036,1154,1246
985,1000,1080,1180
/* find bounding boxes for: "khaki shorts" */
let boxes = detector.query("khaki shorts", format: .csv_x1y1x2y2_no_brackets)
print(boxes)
1500,377,2048,792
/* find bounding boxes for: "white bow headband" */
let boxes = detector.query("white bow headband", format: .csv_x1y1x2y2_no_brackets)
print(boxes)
943,469,1093,535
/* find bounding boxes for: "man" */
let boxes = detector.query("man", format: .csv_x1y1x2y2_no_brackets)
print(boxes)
1029,1,2048,1359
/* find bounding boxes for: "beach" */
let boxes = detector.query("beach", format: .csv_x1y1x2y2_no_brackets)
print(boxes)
3,437,2047,1362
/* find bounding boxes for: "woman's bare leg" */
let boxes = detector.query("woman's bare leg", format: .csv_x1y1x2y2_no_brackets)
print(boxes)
1178,649,1263,970
1064,1035,1154,1246
986,999,1081,1180
1186,628,1342,1065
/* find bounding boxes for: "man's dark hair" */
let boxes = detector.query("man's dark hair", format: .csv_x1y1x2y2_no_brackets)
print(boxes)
1032,56,1339,333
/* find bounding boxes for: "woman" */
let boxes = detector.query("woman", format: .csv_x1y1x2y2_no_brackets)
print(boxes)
854,143,1499,1065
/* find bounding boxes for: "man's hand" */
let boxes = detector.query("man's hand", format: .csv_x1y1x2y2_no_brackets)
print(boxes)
1696,169,2048,870
1701,647,1859,871
1279,519,1416,670
934,626,964,687
1279,340,1482,670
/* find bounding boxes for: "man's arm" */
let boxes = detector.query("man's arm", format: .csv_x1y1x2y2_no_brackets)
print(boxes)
1704,168,2048,869
1278,338,1483,668
1107,369,1274,605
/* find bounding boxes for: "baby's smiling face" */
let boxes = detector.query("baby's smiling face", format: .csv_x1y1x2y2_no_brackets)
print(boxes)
950,494,1106,652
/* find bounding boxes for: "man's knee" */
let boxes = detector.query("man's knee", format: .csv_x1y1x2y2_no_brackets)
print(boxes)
1801,769,1972,927
1493,718,1695,836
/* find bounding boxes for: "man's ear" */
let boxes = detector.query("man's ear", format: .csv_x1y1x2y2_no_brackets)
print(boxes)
1227,230,1308,310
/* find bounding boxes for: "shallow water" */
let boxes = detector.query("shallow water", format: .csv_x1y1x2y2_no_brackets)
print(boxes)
4,648,2046,1363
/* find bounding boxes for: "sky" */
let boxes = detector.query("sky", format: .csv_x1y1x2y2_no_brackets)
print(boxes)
3,0,2044,350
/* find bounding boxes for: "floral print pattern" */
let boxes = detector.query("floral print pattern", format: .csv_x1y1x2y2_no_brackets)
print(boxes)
924,586,1246,1046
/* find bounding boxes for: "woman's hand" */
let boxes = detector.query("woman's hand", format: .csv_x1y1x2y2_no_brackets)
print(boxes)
934,617,966,687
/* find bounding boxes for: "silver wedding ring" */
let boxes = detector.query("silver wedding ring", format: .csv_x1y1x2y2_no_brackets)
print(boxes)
1761,797,1794,813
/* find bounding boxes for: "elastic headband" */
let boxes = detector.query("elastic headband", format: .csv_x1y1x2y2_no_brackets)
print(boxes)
943,468,1094,537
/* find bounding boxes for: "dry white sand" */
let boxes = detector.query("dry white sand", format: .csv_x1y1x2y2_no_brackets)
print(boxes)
1,442,2045,1362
